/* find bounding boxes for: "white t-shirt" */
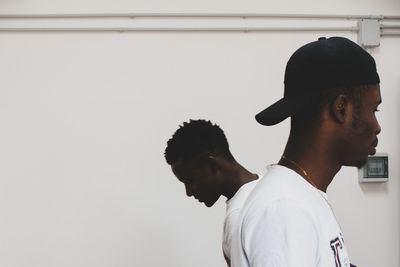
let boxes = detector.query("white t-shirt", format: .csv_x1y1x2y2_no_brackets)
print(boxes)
231,165,351,267
223,179,259,261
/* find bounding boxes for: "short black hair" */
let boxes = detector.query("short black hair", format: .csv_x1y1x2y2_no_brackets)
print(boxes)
164,119,234,165
291,85,370,131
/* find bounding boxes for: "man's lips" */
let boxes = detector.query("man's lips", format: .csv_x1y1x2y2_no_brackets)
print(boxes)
372,139,378,148
370,139,378,155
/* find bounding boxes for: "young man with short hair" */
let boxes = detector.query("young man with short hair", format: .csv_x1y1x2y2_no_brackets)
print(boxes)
164,119,259,266
232,37,381,267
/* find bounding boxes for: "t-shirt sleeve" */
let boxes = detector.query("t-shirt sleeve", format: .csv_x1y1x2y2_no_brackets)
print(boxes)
223,209,241,260
241,199,319,267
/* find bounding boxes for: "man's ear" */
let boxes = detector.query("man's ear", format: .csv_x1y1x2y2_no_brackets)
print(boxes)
330,94,349,123
206,155,218,172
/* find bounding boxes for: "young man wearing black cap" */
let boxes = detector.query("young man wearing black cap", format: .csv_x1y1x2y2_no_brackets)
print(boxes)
165,119,259,266
231,37,381,267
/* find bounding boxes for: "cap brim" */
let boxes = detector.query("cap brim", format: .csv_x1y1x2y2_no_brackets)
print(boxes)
255,90,319,126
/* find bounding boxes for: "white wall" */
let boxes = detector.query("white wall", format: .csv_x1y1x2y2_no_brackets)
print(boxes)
0,1,399,267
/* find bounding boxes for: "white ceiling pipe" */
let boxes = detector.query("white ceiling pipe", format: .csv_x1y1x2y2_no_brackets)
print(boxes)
0,26,359,33
381,32,400,36
0,13,397,20
380,24,400,29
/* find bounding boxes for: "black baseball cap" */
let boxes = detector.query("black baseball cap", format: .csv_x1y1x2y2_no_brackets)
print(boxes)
255,36,380,126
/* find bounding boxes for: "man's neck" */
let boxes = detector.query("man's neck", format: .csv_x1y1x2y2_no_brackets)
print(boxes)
280,134,341,192
222,162,258,200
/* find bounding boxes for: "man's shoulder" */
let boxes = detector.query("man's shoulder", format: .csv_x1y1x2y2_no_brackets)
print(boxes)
226,177,259,214
242,165,317,218
250,165,310,196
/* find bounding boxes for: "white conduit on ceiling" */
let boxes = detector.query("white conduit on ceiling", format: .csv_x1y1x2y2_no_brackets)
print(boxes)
0,27,359,33
0,13,399,20
0,13,399,34
380,24,400,29
382,32,400,36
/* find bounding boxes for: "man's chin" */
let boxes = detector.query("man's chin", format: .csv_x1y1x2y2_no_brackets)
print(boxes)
204,200,215,207
204,199,219,208
368,145,377,156
343,157,368,168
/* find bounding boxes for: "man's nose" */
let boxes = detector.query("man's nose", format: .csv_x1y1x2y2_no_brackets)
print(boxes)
185,186,193,197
